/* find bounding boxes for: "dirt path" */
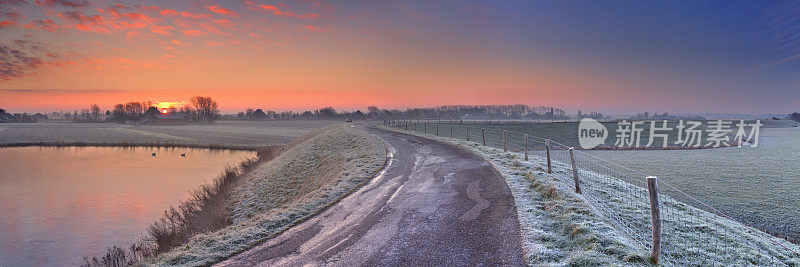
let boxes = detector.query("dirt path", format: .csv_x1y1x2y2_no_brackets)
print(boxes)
216,125,525,266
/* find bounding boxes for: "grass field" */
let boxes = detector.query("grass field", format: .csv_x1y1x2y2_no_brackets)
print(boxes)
587,127,800,244
381,125,800,266
149,124,386,266
0,120,340,147
396,119,797,149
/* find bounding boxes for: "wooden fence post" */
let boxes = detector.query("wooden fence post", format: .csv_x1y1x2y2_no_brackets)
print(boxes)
414,123,417,131
466,126,470,141
524,134,528,161
450,124,453,138
405,123,408,130
436,125,439,136
481,128,486,146
546,139,552,174
569,147,581,194
647,176,661,265
503,130,507,152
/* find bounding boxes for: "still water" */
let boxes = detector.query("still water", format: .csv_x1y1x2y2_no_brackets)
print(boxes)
0,146,256,266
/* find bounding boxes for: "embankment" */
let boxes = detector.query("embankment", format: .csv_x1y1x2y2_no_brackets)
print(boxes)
148,124,387,265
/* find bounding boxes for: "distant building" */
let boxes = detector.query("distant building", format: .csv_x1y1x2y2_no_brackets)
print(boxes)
300,111,314,120
140,107,186,126
250,109,268,120
31,113,48,122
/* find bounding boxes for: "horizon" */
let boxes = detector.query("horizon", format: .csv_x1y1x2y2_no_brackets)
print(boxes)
3,1,800,114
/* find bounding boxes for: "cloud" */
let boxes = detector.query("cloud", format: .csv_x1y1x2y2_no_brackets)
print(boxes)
2,11,24,23
0,0,28,5
0,20,16,28
59,10,103,24
34,0,88,8
0,43,46,80
25,19,63,32
4,89,119,94
150,25,174,35
57,10,110,33
304,25,323,31
208,5,236,16
159,9,178,16
259,4,319,19
182,30,208,36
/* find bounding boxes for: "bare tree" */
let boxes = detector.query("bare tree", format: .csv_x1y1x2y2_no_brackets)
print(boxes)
90,104,101,122
124,102,144,118
190,96,218,123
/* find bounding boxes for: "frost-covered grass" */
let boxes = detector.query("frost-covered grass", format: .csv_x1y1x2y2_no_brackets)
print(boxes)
0,120,339,147
147,124,386,266
380,125,800,266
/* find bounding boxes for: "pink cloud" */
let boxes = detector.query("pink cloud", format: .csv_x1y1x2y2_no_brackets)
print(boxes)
208,5,237,16
159,9,178,16
304,25,322,31
150,25,174,35
74,23,109,33
35,0,89,9
182,30,208,37
0,20,16,28
259,4,318,19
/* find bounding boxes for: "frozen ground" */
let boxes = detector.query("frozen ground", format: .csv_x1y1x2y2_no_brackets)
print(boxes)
0,120,339,147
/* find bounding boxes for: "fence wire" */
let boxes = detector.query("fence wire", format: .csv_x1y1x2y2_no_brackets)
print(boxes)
385,119,798,266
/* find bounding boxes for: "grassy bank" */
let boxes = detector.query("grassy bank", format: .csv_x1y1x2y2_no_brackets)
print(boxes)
145,124,386,266
380,125,800,266
81,146,281,267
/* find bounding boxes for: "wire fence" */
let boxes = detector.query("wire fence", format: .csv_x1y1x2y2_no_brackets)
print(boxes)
385,119,800,266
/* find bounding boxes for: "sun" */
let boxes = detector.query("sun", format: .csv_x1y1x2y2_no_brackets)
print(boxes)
155,101,187,110
161,109,168,114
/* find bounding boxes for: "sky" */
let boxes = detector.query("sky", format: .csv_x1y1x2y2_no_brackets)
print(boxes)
1,0,800,114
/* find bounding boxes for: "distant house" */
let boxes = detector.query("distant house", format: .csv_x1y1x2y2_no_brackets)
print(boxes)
0,113,13,123
32,113,48,122
300,111,314,120
352,110,365,119
250,109,268,120
140,107,186,126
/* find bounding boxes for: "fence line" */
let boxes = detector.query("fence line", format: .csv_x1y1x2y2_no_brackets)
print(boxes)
384,119,798,266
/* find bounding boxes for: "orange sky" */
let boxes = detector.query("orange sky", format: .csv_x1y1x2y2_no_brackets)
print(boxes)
2,1,800,113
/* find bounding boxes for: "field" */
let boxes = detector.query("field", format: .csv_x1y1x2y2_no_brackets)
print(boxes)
396,119,797,149
149,124,387,265
0,120,340,147
587,127,800,244
382,125,800,265
393,120,800,243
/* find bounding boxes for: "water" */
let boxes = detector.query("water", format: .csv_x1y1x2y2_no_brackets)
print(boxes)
0,146,256,266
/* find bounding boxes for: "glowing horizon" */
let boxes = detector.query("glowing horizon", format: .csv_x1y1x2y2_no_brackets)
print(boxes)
2,1,800,114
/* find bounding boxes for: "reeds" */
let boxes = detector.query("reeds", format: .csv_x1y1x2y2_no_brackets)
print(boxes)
81,145,282,266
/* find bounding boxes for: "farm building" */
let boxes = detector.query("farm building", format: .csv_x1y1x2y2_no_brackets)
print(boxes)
140,107,187,126
250,109,268,120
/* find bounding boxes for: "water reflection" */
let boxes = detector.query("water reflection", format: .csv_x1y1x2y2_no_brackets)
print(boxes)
0,146,256,266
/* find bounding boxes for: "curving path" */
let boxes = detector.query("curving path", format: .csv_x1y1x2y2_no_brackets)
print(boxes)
216,125,525,266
